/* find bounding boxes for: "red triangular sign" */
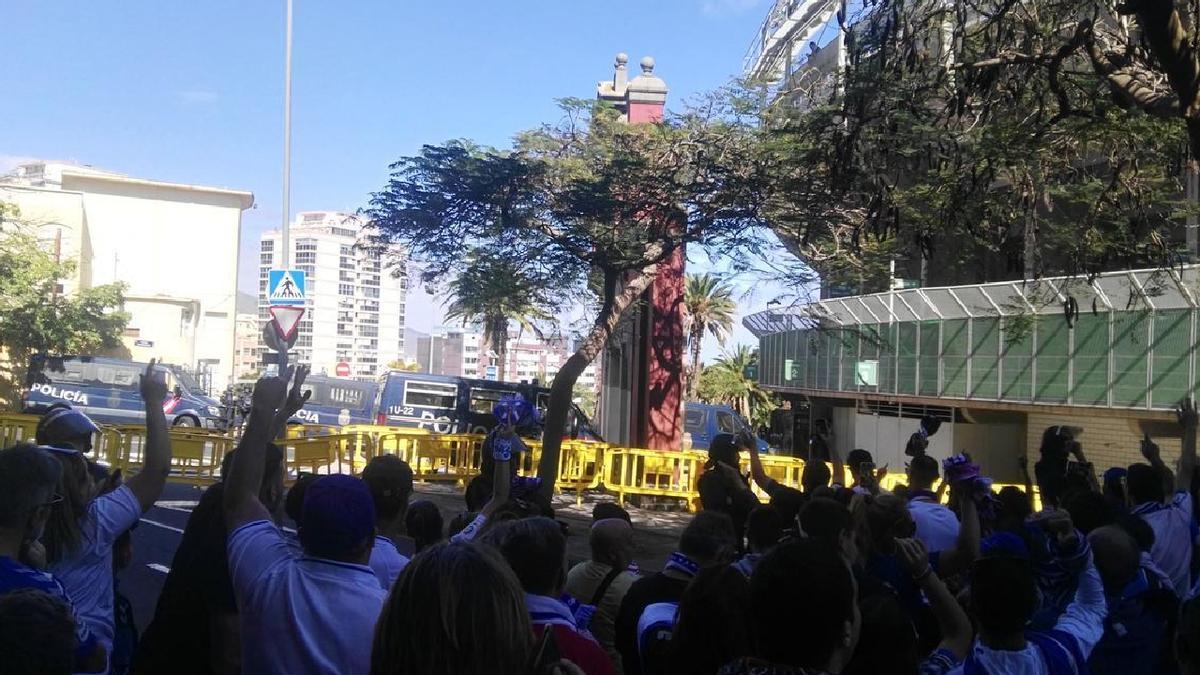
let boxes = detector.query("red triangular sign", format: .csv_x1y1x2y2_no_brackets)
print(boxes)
269,305,306,341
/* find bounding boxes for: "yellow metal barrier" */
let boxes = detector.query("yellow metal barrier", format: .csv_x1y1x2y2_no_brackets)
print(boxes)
101,425,232,485
0,413,42,448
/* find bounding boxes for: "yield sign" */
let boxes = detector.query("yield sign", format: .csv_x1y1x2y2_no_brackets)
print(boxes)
269,305,306,341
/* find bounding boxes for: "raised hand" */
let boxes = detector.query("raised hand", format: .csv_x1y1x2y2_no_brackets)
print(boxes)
280,364,312,419
1141,434,1161,462
251,373,290,415
895,537,930,578
139,358,169,404
1179,397,1199,430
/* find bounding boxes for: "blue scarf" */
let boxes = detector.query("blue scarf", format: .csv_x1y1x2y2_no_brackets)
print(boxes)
665,552,700,578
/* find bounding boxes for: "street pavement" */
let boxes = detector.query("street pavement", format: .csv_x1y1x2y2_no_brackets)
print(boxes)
122,482,686,633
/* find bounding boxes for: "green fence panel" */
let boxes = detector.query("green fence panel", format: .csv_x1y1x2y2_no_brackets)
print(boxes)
897,322,918,395
1000,319,1033,401
919,321,940,397
1151,309,1192,409
793,330,807,387
942,319,969,398
1071,314,1109,406
1112,312,1150,407
807,331,821,389
826,331,842,390
840,331,859,392
971,317,1001,398
1034,318,1070,403
879,323,897,394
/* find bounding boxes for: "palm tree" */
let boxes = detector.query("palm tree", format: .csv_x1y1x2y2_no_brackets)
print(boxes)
684,273,736,398
443,252,554,382
697,345,773,423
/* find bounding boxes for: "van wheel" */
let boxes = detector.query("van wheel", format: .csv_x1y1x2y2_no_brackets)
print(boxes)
174,416,198,427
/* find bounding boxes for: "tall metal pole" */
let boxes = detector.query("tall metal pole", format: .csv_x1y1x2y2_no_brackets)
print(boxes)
281,0,294,269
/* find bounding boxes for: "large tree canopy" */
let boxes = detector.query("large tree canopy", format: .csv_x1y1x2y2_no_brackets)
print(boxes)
761,0,1199,296
365,97,770,493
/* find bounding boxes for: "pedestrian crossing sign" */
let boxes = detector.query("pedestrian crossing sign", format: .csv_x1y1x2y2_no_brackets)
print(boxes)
268,269,306,306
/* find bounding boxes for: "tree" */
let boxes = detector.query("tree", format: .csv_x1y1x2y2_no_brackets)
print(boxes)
365,97,768,495
385,359,422,372
441,250,556,382
696,345,776,427
683,273,736,398
759,0,1196,298
0,203,129,404
572,382,598,422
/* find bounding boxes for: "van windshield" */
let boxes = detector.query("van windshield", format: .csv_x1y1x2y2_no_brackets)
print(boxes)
172,368,203,394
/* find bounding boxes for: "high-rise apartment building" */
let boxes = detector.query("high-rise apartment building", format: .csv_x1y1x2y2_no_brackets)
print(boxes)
258,212,406,380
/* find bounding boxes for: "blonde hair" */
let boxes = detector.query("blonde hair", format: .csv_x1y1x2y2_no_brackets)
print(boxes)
371,541,532,675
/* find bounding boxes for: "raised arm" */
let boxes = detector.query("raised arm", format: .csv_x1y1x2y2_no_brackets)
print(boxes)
224,375,288,530
1141,434,1175,499
1068,441,1101,494
1177,398,1198,494
896,538,972,662
745,433,772,492
1018,455,1034,498
126,360,173,511
829,438,846,488
271,364,312,440
935,489,979,577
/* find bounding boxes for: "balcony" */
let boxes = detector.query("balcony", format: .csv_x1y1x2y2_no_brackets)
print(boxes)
746,266,1200,412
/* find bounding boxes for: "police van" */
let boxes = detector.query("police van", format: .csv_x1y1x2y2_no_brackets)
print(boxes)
373,371,596,438
292,374,377,427
684,402,769,453
23,355,226,429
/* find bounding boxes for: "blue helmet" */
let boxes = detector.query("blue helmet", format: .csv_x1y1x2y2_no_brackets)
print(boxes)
36,406,101,447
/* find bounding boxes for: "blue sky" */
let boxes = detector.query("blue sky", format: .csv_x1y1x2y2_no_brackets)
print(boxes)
3,0,793,361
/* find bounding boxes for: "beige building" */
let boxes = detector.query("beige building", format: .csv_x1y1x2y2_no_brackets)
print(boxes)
233,312,261,380
2,161,253,391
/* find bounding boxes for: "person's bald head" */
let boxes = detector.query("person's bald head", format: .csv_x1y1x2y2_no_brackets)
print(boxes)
590,518,635,569
1089,525,1140,593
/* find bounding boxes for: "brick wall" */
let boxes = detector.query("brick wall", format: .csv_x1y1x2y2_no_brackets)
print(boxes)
1026,410,1182,474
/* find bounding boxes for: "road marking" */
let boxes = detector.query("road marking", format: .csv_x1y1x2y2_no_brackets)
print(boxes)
155,505,197,514
147,563,171,574
139,518,185,534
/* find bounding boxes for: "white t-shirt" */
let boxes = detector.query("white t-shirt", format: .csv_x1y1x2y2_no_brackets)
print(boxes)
949,556,1106,675
228,520,387,675
908,496,961,553
368,535,409,591
1133,490,1196,596
50,484,142,658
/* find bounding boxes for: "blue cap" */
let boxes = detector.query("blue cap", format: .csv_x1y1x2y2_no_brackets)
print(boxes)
299,475,376,559
36,407,100,446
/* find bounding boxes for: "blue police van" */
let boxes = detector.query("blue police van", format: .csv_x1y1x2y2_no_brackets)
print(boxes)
684,402,769,453
292,374,377,427
23,355,226,429
373,371,597,438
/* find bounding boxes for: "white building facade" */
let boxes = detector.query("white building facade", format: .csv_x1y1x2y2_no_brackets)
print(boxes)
2,161,252,391
258,212,407,380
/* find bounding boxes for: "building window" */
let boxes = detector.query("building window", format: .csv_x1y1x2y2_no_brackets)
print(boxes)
337,323,353,336
340,270,355,282
261,240,274,252
259,280,267,293
340,256,354,270
339,283,354,296
362,287,379,299
295,251,316,265
362,275,380,287
359,326,379,337
260,252,273,265
296,238,318,252
332,227,357,238
297,334,313,348
340,245,353,256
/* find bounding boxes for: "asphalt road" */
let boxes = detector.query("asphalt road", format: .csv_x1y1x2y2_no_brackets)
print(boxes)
122,482,685,633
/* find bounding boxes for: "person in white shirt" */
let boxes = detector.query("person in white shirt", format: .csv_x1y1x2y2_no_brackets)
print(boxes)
907,454,961,553
37,361,173,668
1130,404,1198,597
362,454,414,590
953,512,1106,675
224,373,385,675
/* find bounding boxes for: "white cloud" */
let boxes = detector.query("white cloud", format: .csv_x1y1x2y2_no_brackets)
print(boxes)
177,89,219,105
702,0,764,16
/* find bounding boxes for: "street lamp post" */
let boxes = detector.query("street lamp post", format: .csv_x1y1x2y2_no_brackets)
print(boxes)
281,0,294,268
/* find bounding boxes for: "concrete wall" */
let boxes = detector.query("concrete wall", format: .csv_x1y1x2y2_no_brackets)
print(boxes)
62,174,246,390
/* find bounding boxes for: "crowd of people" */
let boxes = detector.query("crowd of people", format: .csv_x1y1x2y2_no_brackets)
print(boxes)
8,368,1200,674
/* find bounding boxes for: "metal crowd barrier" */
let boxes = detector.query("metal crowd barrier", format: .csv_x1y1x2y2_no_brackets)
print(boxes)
0,412,1040,510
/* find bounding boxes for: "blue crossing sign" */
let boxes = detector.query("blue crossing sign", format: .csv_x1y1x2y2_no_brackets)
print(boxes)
268,269,306,306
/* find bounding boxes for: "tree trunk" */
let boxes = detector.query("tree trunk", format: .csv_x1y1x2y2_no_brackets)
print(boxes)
536,266,659,497
687,321,705,399
493,316,509,382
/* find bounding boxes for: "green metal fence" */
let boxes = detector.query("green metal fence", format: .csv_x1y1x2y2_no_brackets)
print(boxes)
749,267,1200,412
